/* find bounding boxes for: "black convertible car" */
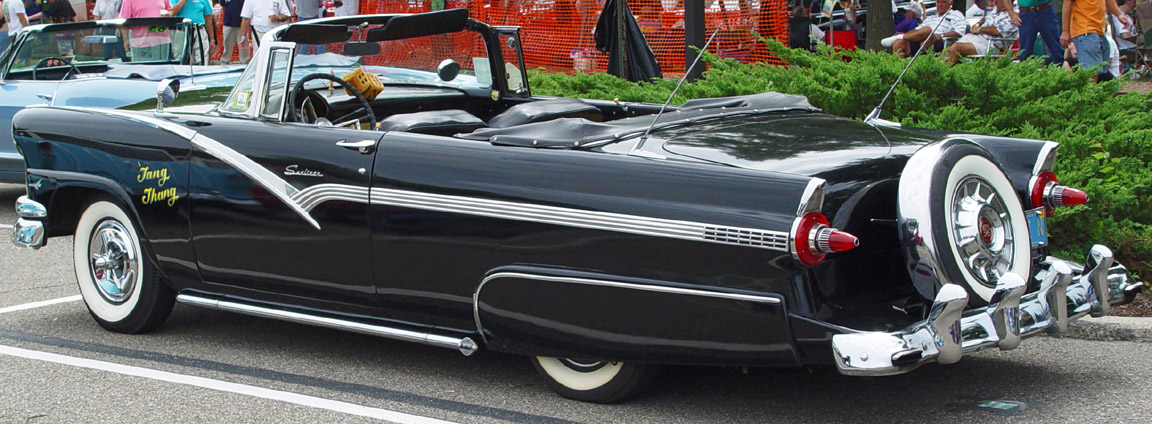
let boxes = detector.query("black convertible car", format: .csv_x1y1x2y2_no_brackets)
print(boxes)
10,10,1143,403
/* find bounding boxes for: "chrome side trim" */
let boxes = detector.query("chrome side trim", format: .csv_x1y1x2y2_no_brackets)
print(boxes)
292,184,371,212
0,152,23,160
1031,141,1059,176
795,177,826,216
177,294,478,356
472,271,783,345
476,272,782,304
369,188,790,251
188,134,320,230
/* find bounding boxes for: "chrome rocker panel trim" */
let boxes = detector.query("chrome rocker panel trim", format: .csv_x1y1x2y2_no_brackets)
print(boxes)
176,294,479,356
832,245,1134,376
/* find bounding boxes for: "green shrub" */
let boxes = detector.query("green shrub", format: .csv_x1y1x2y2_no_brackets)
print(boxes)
529,39,1152,282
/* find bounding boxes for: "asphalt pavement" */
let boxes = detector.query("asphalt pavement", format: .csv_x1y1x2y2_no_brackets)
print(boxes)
2,182,1150,423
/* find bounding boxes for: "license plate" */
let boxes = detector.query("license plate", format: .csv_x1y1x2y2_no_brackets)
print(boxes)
1026,208,1047,249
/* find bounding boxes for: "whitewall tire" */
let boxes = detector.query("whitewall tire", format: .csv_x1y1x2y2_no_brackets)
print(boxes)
74,197,175,333
530,356,659,403
929,145,1032,306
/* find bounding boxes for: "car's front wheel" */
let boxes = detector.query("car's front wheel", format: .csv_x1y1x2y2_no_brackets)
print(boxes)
530,356,659,403
73,197,175,333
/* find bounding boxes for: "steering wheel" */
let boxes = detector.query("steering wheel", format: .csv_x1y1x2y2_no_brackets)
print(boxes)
32,56,82,81
288,73,377,129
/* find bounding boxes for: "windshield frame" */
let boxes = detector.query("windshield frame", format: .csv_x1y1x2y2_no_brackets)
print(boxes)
216,13,527,123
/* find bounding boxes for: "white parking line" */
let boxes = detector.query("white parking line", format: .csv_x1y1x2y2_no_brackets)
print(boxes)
0,344,459,424
0,223,13,230
0,295,83,314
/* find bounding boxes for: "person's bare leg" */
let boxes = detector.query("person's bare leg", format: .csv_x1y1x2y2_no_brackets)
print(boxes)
901,27,934,43
892,39,912,57
947,43,978,63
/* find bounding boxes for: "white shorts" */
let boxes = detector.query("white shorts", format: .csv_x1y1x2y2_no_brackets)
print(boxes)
956,34,993,56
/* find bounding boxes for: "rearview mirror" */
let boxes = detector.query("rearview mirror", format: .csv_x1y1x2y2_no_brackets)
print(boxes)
342,42,381,56
438,59,460,82
82,35,119,44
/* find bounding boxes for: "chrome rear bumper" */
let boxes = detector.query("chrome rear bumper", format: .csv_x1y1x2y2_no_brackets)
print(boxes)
831,245,1143,376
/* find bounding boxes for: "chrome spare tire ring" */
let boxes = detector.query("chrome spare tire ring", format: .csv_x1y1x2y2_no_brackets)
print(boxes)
88,219,139,304
951,175,1015,288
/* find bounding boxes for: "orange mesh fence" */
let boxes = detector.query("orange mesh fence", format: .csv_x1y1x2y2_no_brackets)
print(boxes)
196,0,789,75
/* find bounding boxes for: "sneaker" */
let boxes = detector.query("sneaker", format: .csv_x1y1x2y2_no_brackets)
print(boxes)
881,34,903,48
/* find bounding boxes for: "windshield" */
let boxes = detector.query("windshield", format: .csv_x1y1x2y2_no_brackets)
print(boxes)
6,22,188,74
291,28,491,89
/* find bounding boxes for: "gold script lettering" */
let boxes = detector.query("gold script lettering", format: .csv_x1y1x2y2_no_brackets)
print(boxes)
136,166,171,187
141,187,180,207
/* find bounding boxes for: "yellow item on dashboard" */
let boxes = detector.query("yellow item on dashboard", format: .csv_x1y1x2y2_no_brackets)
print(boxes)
342,68,383,101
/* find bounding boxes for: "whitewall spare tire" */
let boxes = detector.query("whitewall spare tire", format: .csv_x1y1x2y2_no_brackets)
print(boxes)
74,196,175,333
898,141,1032,306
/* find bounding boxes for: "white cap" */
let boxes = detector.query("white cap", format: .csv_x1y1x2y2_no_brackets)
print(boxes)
908,2,924,17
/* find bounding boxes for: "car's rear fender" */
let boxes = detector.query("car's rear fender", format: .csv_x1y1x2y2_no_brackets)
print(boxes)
474,265,800,367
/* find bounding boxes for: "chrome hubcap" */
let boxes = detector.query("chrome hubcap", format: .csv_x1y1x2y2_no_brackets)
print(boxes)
952,176,1014,288
88,220,138,304
558,358,609,372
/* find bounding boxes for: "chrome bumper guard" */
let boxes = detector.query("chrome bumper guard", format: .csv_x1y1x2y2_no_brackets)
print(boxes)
11,196,47,250
832,245,1141,376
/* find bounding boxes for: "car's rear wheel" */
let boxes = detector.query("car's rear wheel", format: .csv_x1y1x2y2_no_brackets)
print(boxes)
930,144,1032,306
530,356,659,403
73,197,174,333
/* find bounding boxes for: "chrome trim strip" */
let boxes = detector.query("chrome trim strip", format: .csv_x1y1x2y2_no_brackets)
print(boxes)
0,152,23,160
188,134,319,230
292,184,371,212
796,177,826,216
473,271,783,346
177,294,478,356
1031,141,1059,176
368,188,789,251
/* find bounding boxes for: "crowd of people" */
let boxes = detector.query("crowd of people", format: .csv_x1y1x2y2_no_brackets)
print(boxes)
789,0,1146,80
0,0,363,64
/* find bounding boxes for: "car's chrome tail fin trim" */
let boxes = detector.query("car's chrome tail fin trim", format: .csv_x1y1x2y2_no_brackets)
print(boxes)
176,294,479,356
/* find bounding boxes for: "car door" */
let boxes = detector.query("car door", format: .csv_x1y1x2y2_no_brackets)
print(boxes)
188,44,380,310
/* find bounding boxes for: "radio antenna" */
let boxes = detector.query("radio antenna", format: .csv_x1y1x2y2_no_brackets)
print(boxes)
628,26,722,157
865,13,950,126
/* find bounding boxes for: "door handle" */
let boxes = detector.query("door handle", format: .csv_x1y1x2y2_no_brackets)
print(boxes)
37,94,54,102
336,139,377,154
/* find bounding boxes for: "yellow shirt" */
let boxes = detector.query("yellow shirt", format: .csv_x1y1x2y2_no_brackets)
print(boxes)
1070,0,1107,37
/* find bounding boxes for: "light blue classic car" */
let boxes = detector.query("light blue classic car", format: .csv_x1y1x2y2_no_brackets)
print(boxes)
0,17,243,182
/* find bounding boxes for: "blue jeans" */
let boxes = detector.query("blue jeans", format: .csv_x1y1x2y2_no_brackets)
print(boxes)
295,16,327,55
1018,5,1064,65
1072,33,1111,74
0,32,9,56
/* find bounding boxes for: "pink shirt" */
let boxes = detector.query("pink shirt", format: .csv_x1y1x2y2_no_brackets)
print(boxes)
120,0,172,47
